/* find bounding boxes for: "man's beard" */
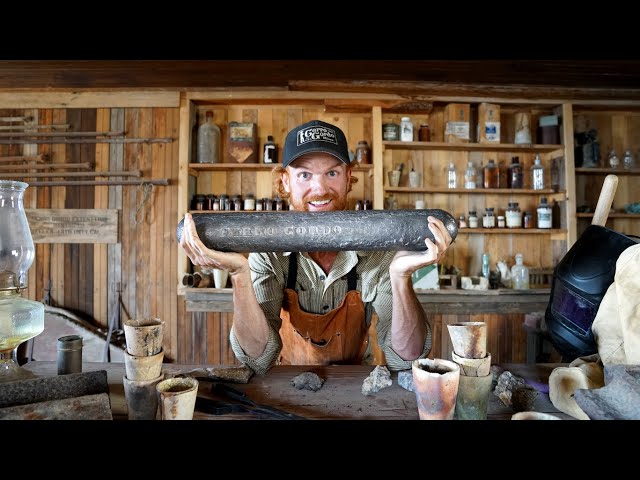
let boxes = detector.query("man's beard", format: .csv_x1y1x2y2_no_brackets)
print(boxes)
289,191,349,211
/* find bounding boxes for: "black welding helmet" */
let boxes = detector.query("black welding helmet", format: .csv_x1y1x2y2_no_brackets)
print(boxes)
545,224,638,360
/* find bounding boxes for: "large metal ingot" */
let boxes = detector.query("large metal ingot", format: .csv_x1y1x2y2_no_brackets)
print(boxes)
176,209,458,253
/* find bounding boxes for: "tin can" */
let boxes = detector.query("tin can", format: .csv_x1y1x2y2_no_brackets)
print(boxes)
382,123,400,141
57,335,83,375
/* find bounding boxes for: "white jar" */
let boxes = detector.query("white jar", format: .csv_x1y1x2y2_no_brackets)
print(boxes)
400,117,413,142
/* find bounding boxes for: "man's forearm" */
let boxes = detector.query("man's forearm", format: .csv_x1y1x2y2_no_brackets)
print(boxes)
390,273,428,360
230,269,271,358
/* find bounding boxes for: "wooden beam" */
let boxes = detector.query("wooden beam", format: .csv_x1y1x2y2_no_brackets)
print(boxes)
0,162,91,171
0,91,180,108
0,170,141,179
0,137,172,144
0,130,124,137
26,179,169,187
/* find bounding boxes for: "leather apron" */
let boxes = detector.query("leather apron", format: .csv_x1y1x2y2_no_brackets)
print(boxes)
278,253,369,365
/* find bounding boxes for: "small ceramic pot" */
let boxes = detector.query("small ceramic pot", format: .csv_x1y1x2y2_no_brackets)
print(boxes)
412,358,460,420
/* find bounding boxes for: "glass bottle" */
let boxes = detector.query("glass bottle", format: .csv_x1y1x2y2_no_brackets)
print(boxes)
511,253,530,290
197,110,221,164
356,140,371,164
483,159,499,188
497,215,505,228
263,135,277,164
508,156,523,188
418,124,431,142
0,180,45,383
481,253,490,279
523,211,533,229
400,117,413,142
447,162,458,188
623,150,635,169
537,197,553,228
459,215,467,228
608,149,620,168
505,202,522,228
483,207,496,228
468,210,478,228
464,161,477,189
531,154,545,190
355,200,363,210
244,193,256,211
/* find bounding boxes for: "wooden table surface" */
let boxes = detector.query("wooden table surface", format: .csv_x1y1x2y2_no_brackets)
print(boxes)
23,361,572,420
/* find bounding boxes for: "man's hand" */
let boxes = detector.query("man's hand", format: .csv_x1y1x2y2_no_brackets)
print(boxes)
180,213,249,275
389,215,452,277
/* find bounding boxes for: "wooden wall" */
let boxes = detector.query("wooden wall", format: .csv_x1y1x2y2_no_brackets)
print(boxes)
1,107,184,363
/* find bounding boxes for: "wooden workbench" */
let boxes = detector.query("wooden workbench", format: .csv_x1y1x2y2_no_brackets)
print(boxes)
22,361,571,420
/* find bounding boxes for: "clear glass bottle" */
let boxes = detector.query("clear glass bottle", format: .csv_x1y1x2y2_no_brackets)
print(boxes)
497,215,505,228
197,110,221,164
464,161,477,189
0,180,45,383
531,154,545,190
623,150,635,169
508,156,523,188
447,162,457,188
537,197,553,228
511,253,530,290
244,193,256,211
459,214,467,228
608,149,620,168
481,253,490,279
483,159,499,188
263,135,277,164
468,210,478,228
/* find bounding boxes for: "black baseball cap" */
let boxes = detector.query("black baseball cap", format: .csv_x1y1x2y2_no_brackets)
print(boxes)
282,119,351,168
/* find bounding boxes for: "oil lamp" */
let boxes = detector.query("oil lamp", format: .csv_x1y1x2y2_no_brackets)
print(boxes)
0,180,44,383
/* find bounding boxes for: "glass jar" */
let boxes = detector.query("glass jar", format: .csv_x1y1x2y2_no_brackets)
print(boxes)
623,150,635,169
505,202,522,228
537,197,553,228
191,194,206,210
483,207,496,228
382,123,400,141
447,162,457,189
255,198,263,211
459,215,467,229
244,193,256,211
608,149,620,168
511,253,530,290
497,215,505,228
355,200,363,210
356,140,371,164
418,124,431,142
523,211,533,229
468,210,479,228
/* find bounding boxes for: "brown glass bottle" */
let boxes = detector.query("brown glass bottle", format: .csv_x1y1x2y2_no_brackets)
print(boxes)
508,156,524,188
483,159,499,188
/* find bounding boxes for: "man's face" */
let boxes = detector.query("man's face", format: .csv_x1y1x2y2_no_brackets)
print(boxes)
282,153,351,212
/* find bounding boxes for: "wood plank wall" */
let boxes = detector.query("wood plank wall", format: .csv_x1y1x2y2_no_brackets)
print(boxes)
0,107,184,363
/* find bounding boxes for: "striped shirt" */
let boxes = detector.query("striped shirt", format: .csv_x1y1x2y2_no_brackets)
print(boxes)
229,250,432,375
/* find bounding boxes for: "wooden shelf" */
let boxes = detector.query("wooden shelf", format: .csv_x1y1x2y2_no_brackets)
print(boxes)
384,187,564,195
383,141,563,153
576,213,640,219
575,167,640,175
457,228,566,234
188,163,373,171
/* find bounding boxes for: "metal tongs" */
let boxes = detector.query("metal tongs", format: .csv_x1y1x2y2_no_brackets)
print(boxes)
195,382,306,420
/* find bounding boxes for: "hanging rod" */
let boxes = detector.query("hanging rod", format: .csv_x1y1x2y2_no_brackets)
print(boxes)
0,124,70,131
0,170,141,179
27,179,169,187
0,138,173,144
0,130,125,138
0,155,45,164
0,162,92,171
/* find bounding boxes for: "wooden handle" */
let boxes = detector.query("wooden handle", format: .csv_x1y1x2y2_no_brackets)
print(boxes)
591,174,618,226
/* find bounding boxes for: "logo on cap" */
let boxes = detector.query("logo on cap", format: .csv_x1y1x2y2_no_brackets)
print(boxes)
297,126,338,146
